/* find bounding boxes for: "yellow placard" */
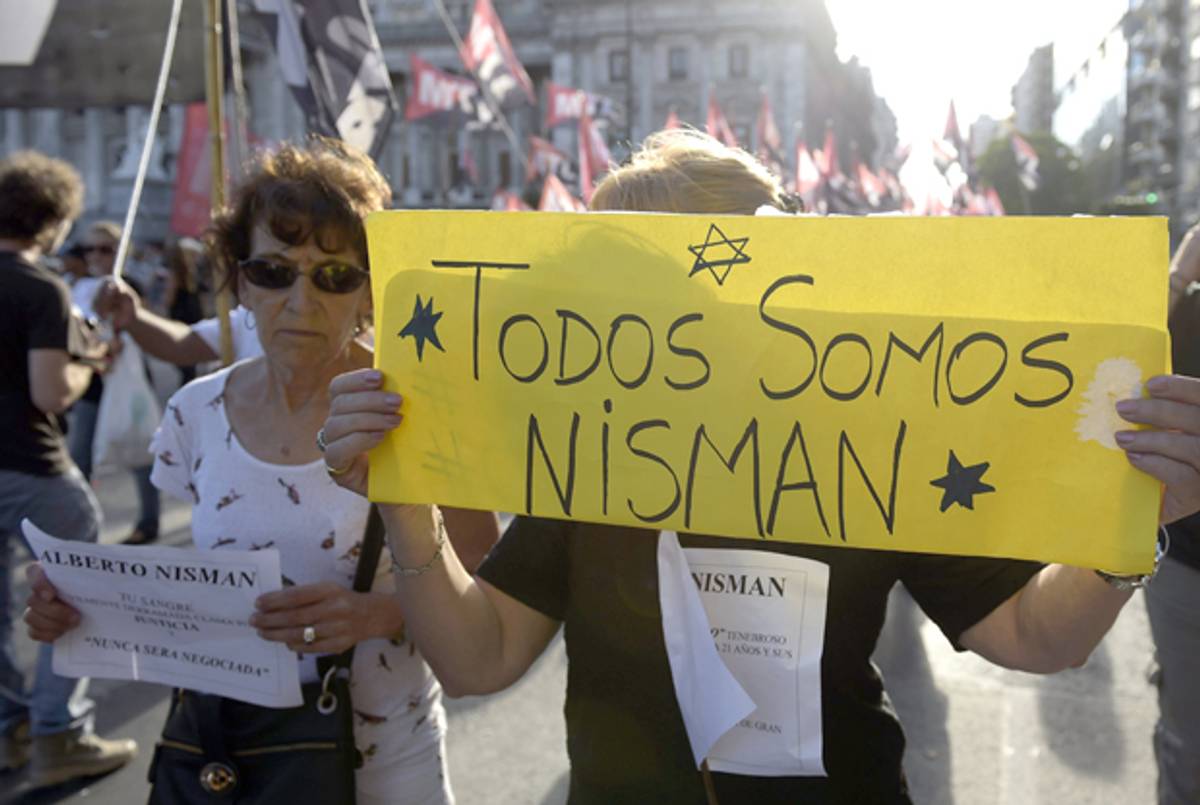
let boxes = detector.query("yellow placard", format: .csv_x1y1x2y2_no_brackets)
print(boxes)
368,212,1169,573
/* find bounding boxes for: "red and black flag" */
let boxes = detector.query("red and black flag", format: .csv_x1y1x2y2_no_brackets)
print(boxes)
544,82,616,129
250,0,397,159
460,0,535,106
404,54,491,124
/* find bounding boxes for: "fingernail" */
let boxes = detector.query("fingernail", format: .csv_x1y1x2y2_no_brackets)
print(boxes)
1116,400,1136,416
384,393,403,408
1147,376,1168,393
1115,431,1134,446
365,370,382,384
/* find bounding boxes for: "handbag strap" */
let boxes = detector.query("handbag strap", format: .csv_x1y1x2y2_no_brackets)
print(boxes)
328,505,386,671
351,505,385,594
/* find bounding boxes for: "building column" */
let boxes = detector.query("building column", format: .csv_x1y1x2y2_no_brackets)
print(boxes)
267,60,290,142
113,106,148,180
4,109,25,154
551,49,574,153
636,38,652,141
509,111,524,194
83,108,106,212
783,42,807,145
404,122,422,206
387,121,406,201
31,108,62,157
167,104,186,161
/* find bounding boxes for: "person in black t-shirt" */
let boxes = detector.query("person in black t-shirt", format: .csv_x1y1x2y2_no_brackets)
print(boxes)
314,130,1200,804
1147,225,1200,804
0,151,137,788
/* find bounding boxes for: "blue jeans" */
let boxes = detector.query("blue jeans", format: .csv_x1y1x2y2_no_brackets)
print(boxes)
67,398,160,538
0,466,100,737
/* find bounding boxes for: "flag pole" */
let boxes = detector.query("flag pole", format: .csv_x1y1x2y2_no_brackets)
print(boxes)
203,0,233,366
431,0,529,175
112,0,183,282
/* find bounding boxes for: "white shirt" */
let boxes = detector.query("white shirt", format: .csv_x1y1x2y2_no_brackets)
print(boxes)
70,276,106,321
190,307,264,362
149,365,451,803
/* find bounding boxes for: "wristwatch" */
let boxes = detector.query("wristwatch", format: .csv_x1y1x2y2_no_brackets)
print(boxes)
1094,527,1169,590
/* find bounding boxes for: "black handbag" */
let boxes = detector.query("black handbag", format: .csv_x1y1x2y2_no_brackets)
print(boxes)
146,507,385,804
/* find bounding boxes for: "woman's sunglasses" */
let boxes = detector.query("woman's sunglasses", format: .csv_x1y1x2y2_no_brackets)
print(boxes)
81,244,115,256
239,258,369,295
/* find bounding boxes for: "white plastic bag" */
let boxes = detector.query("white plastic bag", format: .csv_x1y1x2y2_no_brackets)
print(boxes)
92,334,161,471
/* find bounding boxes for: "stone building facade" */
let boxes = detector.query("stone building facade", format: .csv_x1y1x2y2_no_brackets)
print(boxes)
0,0,876,239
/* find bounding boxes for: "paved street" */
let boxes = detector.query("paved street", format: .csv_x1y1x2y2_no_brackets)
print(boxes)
2,469,1160,804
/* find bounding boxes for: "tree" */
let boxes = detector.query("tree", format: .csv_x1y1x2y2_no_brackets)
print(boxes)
975,131,1085,214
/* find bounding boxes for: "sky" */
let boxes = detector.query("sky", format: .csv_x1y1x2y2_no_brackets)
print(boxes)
824,0,1130,144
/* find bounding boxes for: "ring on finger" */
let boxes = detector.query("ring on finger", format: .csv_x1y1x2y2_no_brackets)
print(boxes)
325,461,352,478
316,428,329,453
303,625,317,645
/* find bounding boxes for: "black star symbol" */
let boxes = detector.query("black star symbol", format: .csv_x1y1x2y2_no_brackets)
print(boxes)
929,450,995,512
398,294,445,361
687,223,751,286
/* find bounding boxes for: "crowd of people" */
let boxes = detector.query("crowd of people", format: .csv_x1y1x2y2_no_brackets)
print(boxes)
2,130,1199,803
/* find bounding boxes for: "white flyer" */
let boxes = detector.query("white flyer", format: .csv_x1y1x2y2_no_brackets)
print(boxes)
23,519,303,708
657,532,756,768
659,533,830,777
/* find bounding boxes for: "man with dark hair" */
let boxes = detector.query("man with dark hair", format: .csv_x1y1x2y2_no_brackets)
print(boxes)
0,150,136,787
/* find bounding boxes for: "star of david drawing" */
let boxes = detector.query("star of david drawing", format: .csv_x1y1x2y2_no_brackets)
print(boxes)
929,450,996,512
687,223,751,286
398,294,445,361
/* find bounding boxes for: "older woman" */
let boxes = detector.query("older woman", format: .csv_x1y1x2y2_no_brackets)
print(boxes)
317,130,1200,803
28,138,497,803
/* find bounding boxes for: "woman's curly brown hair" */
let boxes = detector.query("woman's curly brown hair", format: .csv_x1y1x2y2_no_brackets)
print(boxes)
210,136,391,293
0,151,84,247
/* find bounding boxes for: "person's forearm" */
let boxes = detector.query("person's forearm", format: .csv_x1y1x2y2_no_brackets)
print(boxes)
380,504,511,695
1012,564,1132,672
60,362,94,409
126,308,216,365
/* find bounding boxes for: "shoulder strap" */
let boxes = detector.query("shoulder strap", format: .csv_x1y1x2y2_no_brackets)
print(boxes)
351,506,385,594
329,505,386,671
